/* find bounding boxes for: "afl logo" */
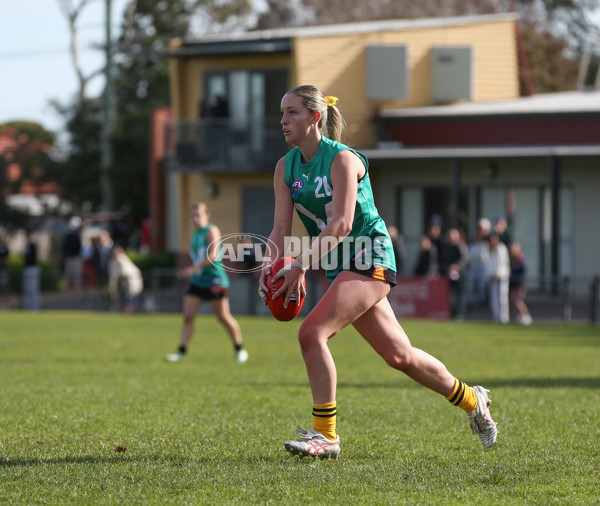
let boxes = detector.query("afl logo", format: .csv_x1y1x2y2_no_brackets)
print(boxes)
208,233,279,274
291,179,304,191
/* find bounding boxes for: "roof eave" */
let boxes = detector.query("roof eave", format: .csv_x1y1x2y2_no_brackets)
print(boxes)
362,145,600,161
169,38,292,58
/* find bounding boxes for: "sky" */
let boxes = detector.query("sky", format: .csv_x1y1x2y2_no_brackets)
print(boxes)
1,1,599,136
0,0,131,134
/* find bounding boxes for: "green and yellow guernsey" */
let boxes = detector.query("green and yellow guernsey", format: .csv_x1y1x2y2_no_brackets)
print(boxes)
284,136,395,282
189,224,229,289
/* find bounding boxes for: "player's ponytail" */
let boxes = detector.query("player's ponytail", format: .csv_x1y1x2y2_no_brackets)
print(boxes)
324,100,346,144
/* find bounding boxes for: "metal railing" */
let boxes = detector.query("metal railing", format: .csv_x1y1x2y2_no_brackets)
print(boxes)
463,273,600,324
163,117,289,173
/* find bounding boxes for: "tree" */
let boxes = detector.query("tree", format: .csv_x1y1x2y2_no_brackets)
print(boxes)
511,0,600,54
108,0,192,223
54,99,104,211
56,0,104,105
0,122,63,229
54,0,255,224
519,18,581,92
513,0,600,91
109,0,256,222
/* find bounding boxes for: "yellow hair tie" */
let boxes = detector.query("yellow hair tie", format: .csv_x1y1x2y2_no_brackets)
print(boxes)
325,96,338,107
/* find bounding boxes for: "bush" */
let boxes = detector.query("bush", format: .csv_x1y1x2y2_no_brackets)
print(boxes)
127,250,177,289
7,257,61,293
127,250,176,272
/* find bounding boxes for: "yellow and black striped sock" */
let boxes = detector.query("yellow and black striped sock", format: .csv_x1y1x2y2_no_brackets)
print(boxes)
446,378,478,413
312,402,337,441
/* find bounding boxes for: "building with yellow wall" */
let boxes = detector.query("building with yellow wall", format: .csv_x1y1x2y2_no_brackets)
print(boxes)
165,13,519,253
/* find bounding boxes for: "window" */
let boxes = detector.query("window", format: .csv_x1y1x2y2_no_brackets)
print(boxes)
202,69,288,165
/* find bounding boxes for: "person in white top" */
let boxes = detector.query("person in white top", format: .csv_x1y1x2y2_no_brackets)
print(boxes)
108,247,143,313
485,233,510,323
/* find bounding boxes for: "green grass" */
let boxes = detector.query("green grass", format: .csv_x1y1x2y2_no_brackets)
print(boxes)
0,312,599,504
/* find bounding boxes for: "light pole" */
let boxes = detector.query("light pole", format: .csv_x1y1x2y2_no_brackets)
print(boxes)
100,0,115,212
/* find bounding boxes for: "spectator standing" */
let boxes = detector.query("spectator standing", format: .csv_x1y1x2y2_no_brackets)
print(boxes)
23,230,40,311
413,235,438,278
91,230,113,295
485,233,510,323
494,216,512,247
441,227,469,320
108,246,143,313
0,233,10,309
467,218,491,307
63,216,83,290
208,95,230,160
211,95,229,118
427,215,445,262
509,242,533,325
387,225,406,276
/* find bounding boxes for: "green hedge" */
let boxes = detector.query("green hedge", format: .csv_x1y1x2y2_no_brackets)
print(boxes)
6,257,61,293
128,251,177,289
128,251,176,272
4,251,177,293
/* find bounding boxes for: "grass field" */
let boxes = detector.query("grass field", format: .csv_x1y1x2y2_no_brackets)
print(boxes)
0,312,599,504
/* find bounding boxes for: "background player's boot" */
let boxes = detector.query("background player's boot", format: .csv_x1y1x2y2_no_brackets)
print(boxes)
165,352,184,362
235,349,249,363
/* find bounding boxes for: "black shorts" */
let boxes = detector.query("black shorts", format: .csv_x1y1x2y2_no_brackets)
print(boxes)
186,283,228,301
352,263,396,286
328,262,396,287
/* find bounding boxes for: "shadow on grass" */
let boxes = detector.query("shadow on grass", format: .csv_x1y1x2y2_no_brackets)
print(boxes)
0,455,154,467
244,376,600,391
496,336,600,348
0,454,286,469
338,376,600,390
476,376,600,389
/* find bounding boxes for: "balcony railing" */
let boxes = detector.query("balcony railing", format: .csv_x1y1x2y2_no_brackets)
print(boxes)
164,117,289,173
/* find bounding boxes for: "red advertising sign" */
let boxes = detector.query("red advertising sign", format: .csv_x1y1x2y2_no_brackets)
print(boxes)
387,277,450,320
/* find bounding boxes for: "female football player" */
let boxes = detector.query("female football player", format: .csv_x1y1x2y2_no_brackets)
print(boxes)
258,85,497,460
166,202,248,364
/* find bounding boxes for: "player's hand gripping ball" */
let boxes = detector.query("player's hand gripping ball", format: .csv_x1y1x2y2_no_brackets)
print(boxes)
267,257,306,322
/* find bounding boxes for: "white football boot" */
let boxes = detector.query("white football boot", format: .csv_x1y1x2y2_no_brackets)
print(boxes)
235,349,249,364
467,386,498,448
284,426,340,460
164,352,184,362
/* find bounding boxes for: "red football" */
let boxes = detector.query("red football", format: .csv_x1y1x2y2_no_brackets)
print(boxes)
267,257,306,322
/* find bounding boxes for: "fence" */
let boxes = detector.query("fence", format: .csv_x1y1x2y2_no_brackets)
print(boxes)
3,269,600,325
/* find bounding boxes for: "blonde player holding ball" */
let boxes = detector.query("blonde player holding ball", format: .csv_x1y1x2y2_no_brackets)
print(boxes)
258,85,497,460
